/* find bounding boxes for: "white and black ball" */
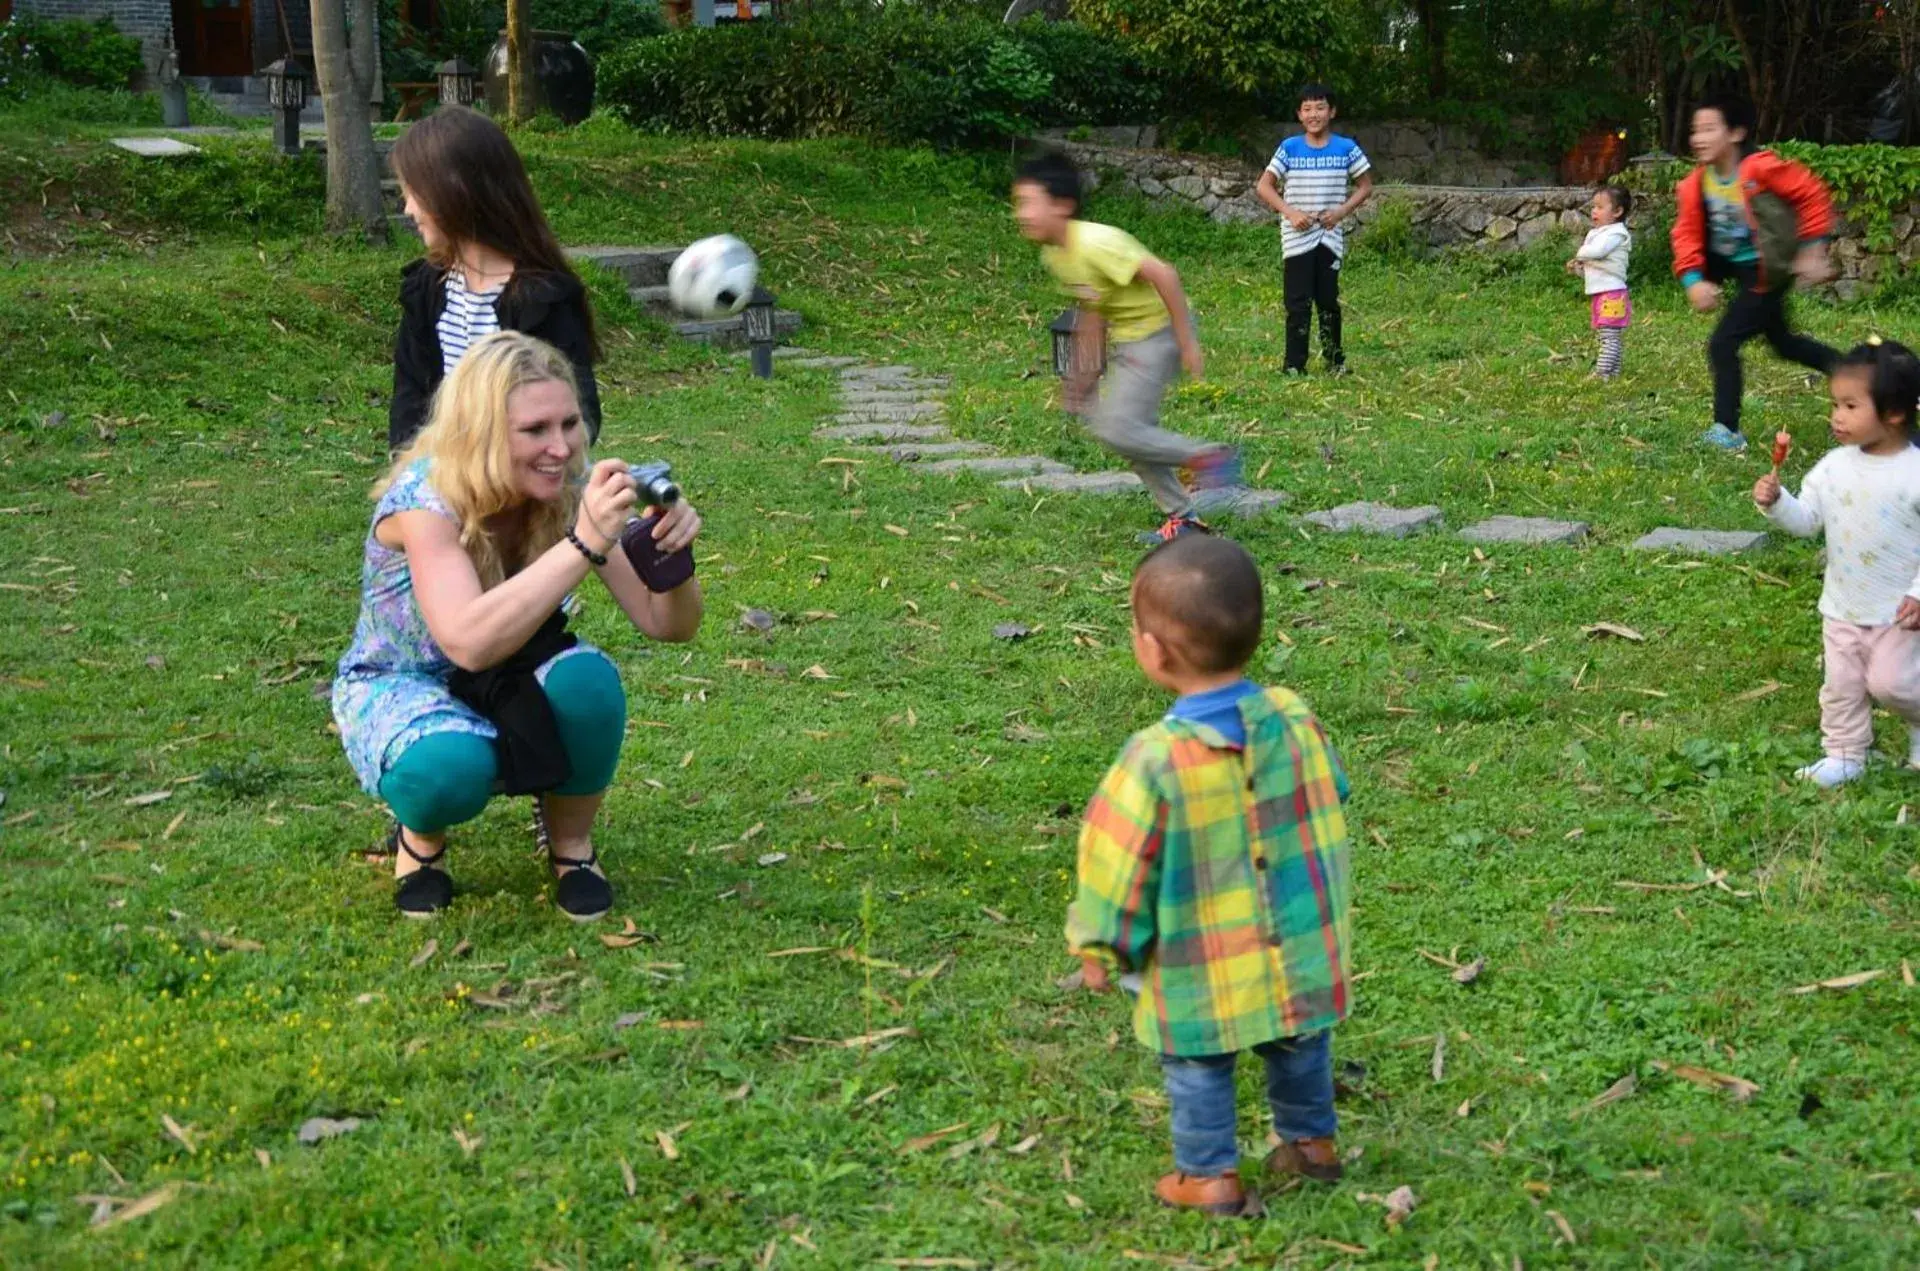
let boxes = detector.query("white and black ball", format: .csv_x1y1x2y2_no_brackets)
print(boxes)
667,234,760,319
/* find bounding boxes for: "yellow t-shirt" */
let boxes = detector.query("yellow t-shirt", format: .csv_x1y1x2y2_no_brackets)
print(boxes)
1040,220,1171,346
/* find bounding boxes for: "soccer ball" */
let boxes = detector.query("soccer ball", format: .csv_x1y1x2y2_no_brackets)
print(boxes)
667,234,760,319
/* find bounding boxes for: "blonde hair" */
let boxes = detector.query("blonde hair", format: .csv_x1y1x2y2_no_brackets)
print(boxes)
375,331,586,588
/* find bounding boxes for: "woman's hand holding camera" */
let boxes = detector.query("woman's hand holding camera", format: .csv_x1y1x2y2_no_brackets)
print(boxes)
638,499,702,555
575,459,637,555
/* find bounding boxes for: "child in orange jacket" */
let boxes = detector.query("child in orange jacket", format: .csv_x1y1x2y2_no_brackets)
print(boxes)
1671,95,1838,454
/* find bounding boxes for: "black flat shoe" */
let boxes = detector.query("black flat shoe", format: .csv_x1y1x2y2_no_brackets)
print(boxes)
532,797,613,923
390,823,453,918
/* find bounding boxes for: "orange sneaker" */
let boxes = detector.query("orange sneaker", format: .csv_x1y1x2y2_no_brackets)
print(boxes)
1154,1170,1256,1217
1265,1135,1343,1183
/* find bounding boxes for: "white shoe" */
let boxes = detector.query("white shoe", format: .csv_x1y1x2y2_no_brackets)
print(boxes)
1908,727,1920,770
1795,756,1866,788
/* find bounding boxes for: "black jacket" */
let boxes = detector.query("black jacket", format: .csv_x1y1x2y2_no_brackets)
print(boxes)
389,259,602,451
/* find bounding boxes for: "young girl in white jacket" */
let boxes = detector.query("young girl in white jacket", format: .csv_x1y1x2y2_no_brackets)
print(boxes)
1566,185,1633,380
1754,338,1920,787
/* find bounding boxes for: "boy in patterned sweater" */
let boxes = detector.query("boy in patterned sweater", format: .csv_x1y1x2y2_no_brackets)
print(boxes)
1068,534,1355,1217
1255,82,1374,375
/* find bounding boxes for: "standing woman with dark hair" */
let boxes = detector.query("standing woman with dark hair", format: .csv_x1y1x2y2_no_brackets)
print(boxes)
387,105,603,452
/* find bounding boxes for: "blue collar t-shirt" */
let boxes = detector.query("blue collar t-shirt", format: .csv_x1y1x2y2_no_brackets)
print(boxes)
1165,678,1263,747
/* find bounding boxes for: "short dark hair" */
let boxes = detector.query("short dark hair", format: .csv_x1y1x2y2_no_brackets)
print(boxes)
1299,81,1336,109
1013,149,1082,214
1833,339,1920,437
1695,94,1757,145
1599,184,1632,218
1133,535,1264,675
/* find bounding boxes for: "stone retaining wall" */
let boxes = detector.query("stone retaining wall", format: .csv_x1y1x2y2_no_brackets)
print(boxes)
1061,139,1919,297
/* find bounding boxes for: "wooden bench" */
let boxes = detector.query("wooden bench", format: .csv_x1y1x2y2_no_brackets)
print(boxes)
392,82,438,122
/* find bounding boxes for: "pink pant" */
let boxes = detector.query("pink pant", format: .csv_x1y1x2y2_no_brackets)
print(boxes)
1820,619,1920,758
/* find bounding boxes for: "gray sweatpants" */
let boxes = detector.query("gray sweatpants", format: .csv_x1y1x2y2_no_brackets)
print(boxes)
1088,327,1214,517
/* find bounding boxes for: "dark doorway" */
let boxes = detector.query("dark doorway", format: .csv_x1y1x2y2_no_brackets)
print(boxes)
171,0,255,76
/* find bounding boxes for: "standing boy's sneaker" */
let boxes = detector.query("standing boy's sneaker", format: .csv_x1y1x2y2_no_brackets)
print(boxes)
1156,1170,1256,1217
1254,82,1374,375
1702,422,1749,452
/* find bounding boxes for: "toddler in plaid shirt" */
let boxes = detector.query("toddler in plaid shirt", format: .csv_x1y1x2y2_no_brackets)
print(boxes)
1067,534,1355,1217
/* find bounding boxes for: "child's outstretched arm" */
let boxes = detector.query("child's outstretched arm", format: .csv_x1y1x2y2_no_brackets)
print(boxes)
1066,743,1167,986
1136,256,1203,379
1755,463,1823,537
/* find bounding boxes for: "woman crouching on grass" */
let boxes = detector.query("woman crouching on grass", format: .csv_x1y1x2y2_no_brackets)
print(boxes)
332,331,702,919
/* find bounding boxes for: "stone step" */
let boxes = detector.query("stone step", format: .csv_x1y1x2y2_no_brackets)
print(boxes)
677,309,803,349
841,368,951,388
874,441,998,461
841,389,943,406
1191,487,1289,517
1458,515,1589,546
1630,527,1768,556
783,355,867,369
627,284,675,317
813,422,952,443
921,455,1073,478
387,213,420,240
833,402,945,423
998,470,1144,496
567,245,684,288
1304,501,1444,538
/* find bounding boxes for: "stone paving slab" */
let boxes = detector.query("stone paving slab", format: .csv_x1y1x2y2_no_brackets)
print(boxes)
842,370,951,388
841,388,943,404
997,471,1145,496
111,137,201,156
1458,515,1589,545
876,441,999,461
1304,501,1444,538
1190,487,1290,517
921,455,1073,477
1630,527,1768,556
814,422,952,442
834,403,946,423
785,356,867,369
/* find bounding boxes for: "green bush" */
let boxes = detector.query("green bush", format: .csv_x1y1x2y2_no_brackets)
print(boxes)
598,9,1170,147
7,15,143,92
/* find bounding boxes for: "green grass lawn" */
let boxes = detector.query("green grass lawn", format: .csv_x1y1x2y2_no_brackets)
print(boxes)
3,116,1919,1268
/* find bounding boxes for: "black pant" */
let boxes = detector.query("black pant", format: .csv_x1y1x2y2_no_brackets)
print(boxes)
1284,245,1343,371
1708,277,1837,431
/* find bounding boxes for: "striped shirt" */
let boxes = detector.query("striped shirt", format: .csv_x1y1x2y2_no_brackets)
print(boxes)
1266,134,1372,259
1067,685,1354,1057
437,269,505,376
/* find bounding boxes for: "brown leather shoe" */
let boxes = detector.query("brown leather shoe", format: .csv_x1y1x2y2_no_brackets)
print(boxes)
1155,1170,1255,1217
1266,1136,1343,1183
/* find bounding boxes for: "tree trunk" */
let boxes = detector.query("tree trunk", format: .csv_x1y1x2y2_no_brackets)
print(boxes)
310,0,388,241
506,0,531,123
1415,0,1446,100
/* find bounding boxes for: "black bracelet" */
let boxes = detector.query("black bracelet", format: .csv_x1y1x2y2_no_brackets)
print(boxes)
566,529,607,567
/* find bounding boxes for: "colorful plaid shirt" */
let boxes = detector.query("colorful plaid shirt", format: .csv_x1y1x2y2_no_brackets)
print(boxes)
1066,685,1354,1057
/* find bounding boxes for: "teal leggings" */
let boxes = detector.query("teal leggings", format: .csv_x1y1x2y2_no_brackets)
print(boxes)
377,652,627,834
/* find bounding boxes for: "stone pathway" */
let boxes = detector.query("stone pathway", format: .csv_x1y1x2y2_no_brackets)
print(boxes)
790,351,1767,555
805,354,1291,521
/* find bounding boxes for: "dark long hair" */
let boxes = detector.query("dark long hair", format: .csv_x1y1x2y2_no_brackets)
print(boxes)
390,106,599,360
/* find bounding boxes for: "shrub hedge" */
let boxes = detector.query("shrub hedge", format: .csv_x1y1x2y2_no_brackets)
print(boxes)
597,10,1173,147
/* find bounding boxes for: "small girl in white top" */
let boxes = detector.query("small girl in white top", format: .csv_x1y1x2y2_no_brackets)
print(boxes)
1755,338,1920,787
1565,185,1632,380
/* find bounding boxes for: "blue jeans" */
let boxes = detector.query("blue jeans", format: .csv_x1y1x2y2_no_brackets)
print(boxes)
1159,1031,1336,1176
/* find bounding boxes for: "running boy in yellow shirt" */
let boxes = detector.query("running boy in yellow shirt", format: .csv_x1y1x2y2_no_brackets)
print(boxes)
1014,150,1242,543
